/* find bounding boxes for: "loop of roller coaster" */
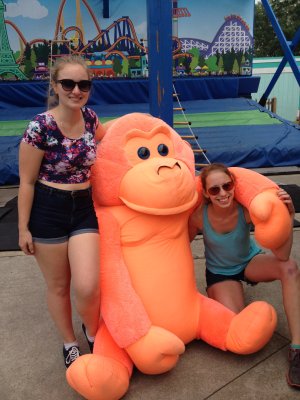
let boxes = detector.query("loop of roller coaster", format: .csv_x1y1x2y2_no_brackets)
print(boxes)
6,0,192,65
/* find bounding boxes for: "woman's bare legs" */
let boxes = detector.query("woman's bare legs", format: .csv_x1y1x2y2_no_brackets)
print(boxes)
34,241,75,343
34,233,100,342
207,280,245,313
245,253,300,344
68,232,100,337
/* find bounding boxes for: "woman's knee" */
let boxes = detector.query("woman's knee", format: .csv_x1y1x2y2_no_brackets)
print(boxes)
47,280,71,297
74,281,100,305
279,258,299,281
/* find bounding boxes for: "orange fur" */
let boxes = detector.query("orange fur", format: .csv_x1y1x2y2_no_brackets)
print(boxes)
66,113,278,400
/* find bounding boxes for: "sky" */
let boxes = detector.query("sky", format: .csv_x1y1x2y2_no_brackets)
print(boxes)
4,0,255,52
176,0,254,40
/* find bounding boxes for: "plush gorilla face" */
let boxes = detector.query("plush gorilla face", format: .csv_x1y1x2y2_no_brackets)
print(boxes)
119,125,197,215
92,113,198,214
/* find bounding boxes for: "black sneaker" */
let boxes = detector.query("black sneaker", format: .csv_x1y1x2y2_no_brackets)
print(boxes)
63,345,80,369
287,347,300,389
82,323,94,353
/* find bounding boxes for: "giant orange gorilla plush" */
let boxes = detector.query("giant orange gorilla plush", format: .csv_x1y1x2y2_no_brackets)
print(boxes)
66,113,287,400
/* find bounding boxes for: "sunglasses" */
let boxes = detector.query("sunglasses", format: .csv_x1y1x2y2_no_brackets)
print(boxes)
56,79,92,92
207,181,234,196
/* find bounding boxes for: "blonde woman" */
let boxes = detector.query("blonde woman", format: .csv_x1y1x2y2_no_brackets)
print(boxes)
18,55,105,368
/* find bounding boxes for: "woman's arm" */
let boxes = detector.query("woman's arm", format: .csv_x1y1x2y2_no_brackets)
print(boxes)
271,188,295,261
18,142,44,255
188,204,203,241
95,120,106,142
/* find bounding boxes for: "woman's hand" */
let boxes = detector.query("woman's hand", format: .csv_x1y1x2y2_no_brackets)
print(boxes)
19,228,34,255
277,188,295,216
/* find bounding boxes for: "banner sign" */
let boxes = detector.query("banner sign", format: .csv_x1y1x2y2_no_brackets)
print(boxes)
1,0,254,80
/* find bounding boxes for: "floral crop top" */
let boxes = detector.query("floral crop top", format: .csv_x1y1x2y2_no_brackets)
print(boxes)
22,107,99,184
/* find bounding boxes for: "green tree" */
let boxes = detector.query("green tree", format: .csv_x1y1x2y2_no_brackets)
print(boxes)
188,48,199,71
24,43,34,78
206,55,218,72
232,59,240,74
34,43,50,65
128,58,137,68
113,57,123,75
218,55,224,72
182,56,191,74
122,58,129,76
198,53,206,68
223,50,234,73
254,0,300,57
31,45,37,66
235,50,244,69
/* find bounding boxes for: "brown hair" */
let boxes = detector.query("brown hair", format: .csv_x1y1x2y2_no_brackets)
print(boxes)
48,54,91,109
200,163,235,191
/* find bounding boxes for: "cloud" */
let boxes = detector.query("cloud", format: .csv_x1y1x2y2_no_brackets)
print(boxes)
5,0,48,19
135,21,147,38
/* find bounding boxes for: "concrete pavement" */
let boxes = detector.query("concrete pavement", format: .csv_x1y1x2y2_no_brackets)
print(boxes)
1,171,300,400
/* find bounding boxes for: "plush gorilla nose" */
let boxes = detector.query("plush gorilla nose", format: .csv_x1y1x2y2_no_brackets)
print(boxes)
158,162,181,176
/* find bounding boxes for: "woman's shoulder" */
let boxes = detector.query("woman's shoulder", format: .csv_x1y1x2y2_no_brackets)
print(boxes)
238,203,251,224
190,203,205,229
82,106,98,120
29,111,54,126
25,112,48,132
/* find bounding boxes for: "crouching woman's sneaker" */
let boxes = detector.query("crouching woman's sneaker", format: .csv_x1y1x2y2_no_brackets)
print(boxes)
287,347,300,389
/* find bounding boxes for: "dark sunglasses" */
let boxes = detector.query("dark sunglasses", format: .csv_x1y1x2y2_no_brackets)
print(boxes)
56,79,92,92
207,181,234,196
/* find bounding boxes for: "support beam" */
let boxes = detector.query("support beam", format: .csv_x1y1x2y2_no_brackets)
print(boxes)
259,0,300,106
103,0,109,18
146,0,173,126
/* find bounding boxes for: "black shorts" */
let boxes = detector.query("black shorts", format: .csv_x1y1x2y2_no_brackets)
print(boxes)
205,268,257,290
29,181,99,244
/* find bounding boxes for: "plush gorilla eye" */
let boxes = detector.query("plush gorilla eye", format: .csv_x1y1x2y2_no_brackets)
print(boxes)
157,144,169,156
137,147,150,159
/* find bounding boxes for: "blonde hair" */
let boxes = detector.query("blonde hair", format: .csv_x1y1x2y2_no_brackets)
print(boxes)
48,54,91,109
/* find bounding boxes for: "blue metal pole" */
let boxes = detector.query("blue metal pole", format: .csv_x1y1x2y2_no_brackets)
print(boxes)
261,0,300,83
259,27,300,106
146,0,173,126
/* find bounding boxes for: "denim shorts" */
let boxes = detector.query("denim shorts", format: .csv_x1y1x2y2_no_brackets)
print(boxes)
205,268,257,290
29,181,99,243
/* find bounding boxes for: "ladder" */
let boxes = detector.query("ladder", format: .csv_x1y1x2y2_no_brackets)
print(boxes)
172,83,210,171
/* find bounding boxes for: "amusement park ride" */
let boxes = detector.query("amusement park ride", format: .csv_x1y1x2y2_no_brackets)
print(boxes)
0,0,259,78
0,0,299,124
1,0,233,78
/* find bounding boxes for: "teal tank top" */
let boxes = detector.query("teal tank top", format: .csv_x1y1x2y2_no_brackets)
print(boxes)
203,204,261,275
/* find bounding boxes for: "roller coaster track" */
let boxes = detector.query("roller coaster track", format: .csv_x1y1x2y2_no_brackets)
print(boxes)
172,36,182,54
5,20,26,45
205,15,252,58
104,35,145,54
61,26,83,52
5,19,48,63
77,17,146,55
173,52,192,60
54,0,101,39
104,50,127,60
6,20,48,47
6,1,193,65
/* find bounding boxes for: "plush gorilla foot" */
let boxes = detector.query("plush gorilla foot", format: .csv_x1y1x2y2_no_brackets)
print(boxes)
66,354,130,400
225,301,277,354
126,326,185,374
